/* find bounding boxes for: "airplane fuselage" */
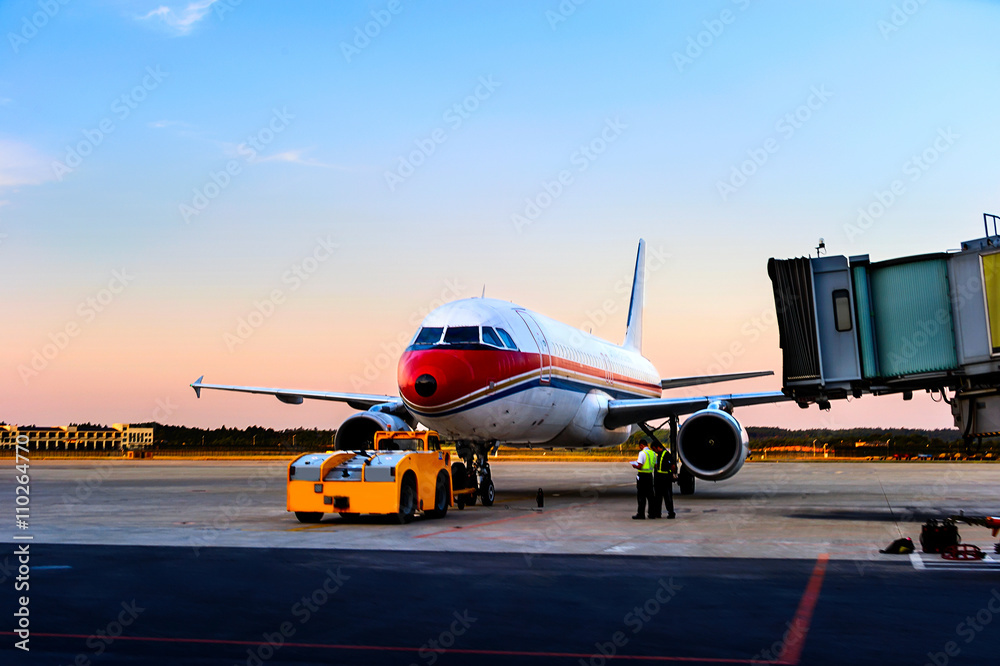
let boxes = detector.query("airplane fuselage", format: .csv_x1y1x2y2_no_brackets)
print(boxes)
397,298,661,447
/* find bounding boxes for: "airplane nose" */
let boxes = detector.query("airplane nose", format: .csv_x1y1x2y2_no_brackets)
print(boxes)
415,374,437,397
398,349,479,408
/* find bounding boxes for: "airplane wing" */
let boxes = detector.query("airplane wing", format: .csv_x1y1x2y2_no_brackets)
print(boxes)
604,391,791,429
660,370,773,390
190,376,399,411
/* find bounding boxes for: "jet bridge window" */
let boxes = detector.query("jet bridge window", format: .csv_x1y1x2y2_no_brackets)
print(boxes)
832,289,853,332
413,327,444,346
444,326,479,344
495,328,518,350
482,327,504,348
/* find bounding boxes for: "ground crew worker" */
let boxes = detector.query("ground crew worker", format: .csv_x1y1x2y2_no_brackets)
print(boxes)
631,439,656,519
649,441,676,519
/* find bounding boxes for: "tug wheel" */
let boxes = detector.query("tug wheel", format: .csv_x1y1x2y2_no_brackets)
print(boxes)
426,471,450,519
395,475,417,525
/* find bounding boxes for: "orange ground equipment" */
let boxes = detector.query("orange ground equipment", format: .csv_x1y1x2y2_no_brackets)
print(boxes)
287,431,464,524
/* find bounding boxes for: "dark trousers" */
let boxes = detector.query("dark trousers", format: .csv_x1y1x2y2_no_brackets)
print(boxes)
651,475,674,517
636,474,654,516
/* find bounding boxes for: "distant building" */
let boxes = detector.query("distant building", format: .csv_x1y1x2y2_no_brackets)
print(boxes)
0,423,154,451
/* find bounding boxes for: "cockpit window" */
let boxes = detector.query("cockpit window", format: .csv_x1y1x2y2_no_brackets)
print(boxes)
413,327,444,345
444,326,479,344
482,327,503,348
496,328,517,350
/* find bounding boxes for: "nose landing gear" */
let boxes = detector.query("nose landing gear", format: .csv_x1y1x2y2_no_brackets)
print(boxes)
456,440,496,507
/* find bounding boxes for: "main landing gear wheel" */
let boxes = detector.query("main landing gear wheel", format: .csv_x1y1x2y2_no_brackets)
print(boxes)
678,468,696,495
395,475,417,524
426,471,450,519
294,511,323,524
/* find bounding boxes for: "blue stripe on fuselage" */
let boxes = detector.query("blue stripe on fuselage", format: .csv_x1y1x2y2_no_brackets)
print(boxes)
404,374,652,419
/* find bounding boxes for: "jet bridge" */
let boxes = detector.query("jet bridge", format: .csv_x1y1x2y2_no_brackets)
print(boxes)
768,215,1000,442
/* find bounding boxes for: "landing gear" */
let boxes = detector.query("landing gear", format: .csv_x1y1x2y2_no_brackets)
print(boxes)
480,477,496,507
456,441,496,507
677,468,696,495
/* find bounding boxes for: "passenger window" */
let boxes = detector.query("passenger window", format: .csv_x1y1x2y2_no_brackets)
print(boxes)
495,328,518,350
414,327,443,345
833,290,853,332
482,327,504,348
444,326,480,344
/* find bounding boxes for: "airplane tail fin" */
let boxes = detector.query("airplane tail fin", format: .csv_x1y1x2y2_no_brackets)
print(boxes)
623,239,645,352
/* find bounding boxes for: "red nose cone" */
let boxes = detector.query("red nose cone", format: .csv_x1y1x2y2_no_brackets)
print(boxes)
398,349,479,408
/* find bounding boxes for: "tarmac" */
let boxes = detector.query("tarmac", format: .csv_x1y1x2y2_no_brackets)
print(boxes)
4,461,1000,665
12,460,1000,561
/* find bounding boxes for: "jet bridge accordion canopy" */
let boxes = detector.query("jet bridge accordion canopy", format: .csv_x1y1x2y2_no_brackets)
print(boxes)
768,237,1000,403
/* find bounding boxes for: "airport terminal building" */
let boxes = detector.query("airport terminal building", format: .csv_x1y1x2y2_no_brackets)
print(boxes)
0,423,154,451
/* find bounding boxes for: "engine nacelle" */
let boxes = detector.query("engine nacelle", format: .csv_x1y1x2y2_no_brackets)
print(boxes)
677,407,749,481
334,411,412,450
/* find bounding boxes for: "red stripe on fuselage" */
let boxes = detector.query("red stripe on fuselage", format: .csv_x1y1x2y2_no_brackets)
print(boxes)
398,349,539,409
398,348,660,411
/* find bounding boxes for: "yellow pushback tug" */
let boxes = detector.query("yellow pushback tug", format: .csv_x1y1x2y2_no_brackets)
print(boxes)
286,430,474,524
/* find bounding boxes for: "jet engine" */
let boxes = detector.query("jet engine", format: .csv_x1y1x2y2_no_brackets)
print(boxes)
676,402,749,481
334,407,414,450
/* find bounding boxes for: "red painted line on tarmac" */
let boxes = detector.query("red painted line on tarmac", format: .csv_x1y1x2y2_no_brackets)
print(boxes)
775,553,830,665
415,503,594,539
13,632,761,662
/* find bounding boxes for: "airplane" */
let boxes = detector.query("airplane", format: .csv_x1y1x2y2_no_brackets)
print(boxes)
191,240,790,505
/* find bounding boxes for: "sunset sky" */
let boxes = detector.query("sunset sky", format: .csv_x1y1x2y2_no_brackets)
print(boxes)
3,0,999,431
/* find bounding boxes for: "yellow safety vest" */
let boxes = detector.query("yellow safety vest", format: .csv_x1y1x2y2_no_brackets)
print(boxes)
638,448,655,474
656,450,672,473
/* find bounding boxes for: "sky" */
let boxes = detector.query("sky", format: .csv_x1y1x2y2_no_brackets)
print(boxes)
2,0,999,431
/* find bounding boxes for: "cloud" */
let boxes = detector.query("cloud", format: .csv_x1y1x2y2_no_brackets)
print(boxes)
138,1,219,36
253,148,344,169
0,140,54,189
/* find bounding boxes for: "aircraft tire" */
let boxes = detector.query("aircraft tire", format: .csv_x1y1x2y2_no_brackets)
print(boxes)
678,469,696,495
480,477,495,506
